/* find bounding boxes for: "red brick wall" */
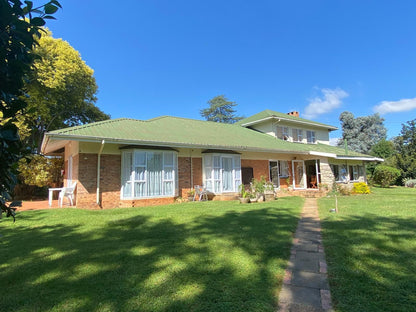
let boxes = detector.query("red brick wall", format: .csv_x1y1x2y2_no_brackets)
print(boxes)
178,157,202,197
241,159,269,181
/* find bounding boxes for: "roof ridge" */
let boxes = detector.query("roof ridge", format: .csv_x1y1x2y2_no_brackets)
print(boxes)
148,115,246,127
48,118,140,134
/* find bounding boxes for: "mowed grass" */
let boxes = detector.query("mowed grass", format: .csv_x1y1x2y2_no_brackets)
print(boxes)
319,187,416,312
0,198,303,312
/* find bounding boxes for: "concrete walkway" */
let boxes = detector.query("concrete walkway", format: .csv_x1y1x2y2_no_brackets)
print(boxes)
278,198,333,312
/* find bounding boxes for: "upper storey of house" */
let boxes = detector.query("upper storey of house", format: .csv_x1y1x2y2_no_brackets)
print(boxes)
236,109,338,145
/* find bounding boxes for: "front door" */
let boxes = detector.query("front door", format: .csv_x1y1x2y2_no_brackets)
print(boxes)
292,160,306,189
222,157,233,192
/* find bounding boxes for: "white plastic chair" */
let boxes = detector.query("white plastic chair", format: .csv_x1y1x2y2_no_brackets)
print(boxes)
59,181,77,207
193,185,208,201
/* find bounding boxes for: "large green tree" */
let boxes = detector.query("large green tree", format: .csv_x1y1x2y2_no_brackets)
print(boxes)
200,95,243,123
337,111,387,154
0,0,61,219
24,30,110,153
393,118,416,180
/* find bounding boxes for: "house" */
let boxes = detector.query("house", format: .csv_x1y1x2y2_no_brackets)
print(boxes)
41,110,382,209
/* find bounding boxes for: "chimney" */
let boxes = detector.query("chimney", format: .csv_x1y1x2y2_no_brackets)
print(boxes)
287,111,299,117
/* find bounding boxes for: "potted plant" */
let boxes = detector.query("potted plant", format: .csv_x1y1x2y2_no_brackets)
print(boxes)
249,192,258,203
187,189,195,201
238,184,250,203
252,176,266,202
264,181,275,201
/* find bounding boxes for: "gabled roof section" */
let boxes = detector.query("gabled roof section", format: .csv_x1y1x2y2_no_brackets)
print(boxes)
42,116,378,160
236,109,338,131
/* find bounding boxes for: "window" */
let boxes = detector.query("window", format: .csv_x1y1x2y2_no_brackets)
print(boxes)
279,160,289,177
203,154,241,193
331,164,348,182
269,161,279,187
292,129,303,142
306,131,316,143
349,165,359,181
358,165,365,180
121,150,177,199
276,126,290,140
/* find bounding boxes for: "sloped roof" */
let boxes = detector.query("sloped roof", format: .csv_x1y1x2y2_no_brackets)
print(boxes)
236,109,338,130
42,116,376,160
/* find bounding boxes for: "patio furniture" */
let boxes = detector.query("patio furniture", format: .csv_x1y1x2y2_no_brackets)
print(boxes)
193,185,208,201
309,175,317,189
58,181,77,207
48,187,63,207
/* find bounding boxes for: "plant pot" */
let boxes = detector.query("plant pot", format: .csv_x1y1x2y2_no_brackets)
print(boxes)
188,196,194,202
250,198,258,203
239,197,250,204
264,192,275,201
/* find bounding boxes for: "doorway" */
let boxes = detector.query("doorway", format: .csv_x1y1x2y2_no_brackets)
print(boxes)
292,160,306,189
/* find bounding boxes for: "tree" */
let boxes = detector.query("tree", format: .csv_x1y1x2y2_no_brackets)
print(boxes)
337,111,387,154
0,0,61,220
373,165,401,187
24,30,110,153
200,95,243,123
393,118,416,180
367,139,396,177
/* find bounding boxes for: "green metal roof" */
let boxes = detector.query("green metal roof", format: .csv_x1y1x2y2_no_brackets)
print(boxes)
236,109,338,130
44,116,373,159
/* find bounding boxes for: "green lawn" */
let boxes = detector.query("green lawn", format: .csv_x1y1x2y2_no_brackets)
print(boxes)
319,187,416,312
0,198,303,312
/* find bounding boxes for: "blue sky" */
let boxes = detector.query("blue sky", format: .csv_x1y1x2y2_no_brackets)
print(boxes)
48,0,416,141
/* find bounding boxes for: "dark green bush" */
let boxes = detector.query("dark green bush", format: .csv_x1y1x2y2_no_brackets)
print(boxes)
373,165,401,187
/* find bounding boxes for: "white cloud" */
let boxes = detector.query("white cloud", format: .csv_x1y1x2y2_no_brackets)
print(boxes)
304,88,349,119
373,97,416,114
329,137,341,146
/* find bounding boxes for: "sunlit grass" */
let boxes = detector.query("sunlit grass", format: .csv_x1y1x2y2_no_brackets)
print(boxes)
319,187,416,312
0,198,303,312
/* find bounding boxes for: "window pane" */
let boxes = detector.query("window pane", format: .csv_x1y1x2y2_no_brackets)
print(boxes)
135,152,146,166
164,152,173,166
214,167,221,180
135,167,145,181
147,152,163,196
164,181,173,195
123,182,132,197
164,168,173,180
213,156,220,167
134,182,146,197
214,181,221,193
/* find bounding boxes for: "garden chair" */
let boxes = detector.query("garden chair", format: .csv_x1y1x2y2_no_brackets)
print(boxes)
193,185,208,201
59,181,77,207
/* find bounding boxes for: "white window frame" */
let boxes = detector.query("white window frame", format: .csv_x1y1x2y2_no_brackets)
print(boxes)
203,153,241,194
269,160,280,188
121,149,178,199
278,160,290,178
306,130,316,144
332,164,348,182
292,128,303,142
276,126,290,141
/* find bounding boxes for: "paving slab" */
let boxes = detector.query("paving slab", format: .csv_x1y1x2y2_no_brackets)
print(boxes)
291,271,330,289
279,284,322,308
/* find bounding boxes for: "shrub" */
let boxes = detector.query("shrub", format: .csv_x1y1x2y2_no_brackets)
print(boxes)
337,183,353,195
403,178,416,188
372,165,401,188
352,182,371,194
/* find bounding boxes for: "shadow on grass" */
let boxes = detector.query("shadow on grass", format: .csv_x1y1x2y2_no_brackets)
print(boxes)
321,213,416,312
0,203,300,312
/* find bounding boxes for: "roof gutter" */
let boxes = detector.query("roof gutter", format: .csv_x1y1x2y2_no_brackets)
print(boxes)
335,156,384,162
43,133,312,155
241,116,338,131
